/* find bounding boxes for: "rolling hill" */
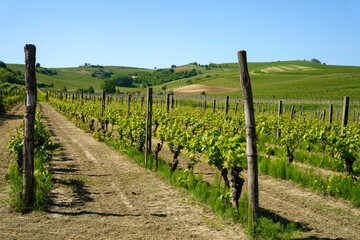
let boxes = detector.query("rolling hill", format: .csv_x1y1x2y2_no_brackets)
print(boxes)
5,60,360,100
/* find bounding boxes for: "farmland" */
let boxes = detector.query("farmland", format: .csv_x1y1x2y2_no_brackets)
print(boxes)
2,58,360,239
5,60,360,100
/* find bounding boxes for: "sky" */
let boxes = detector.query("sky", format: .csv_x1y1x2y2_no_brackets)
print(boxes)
0,0,360,69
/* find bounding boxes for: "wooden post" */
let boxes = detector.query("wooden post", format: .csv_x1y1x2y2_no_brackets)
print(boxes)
128,94,131,116
277,100,283,137
235,102,238,114
225,96,229,115
322,109,326,121
290,105,295,119
213,99,216,113
23,44,37,207
145,88,153,166
166,94,170,114
329,104,333,124
238,50,258,227
171,95,174,109
341,96,350,134
203,100,207,110
101,91,105,130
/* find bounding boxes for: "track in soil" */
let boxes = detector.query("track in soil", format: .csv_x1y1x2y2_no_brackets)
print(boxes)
0,103,247,240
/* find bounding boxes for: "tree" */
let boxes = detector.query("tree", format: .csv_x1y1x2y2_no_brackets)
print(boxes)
62,86,67,92
162,85,167,92
88,86,94,93
36,63,40,67
171,65,176,68
113,75,133,87
0,61,7,68
311,58,321,64
100,78,116,93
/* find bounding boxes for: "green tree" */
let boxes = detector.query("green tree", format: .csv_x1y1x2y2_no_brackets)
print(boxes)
162,85,167,92
62,86,67,92
0,61,7,68
311,59,321,64
100,78,116,93
88,86,94,93
112,75,133,87
36,63,41,67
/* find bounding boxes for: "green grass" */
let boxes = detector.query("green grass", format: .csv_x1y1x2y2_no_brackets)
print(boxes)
7,60,360,100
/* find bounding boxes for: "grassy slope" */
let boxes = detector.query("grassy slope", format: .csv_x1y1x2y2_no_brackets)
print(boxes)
7,61,360,100
7,64,150,93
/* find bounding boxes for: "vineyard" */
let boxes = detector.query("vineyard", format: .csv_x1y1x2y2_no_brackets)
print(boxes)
1,48,360,239
40,88,360,239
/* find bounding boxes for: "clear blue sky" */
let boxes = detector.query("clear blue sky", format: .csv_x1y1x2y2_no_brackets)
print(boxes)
1,0,359,69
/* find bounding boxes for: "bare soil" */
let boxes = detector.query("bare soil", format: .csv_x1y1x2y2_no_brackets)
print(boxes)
0,103,247,240
174,84,239,96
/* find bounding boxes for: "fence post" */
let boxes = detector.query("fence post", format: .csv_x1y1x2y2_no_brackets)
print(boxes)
145,88,153,166
23,44,37,207
225,96,229,115
101,91,105,130
212,99,216,113
166,94,170,114
341,96,350,134
329,104,333,124
128,94,131,116
277,100,283,137
238,50,258,228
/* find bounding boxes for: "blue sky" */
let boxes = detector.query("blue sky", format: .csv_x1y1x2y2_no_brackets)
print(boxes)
1,0,359,68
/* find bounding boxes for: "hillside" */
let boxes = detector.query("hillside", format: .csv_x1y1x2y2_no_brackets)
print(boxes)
6,61,360,100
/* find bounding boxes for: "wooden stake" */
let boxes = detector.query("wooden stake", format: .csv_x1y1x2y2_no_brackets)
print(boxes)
277,100,283,137
23,44,37,207
145,88,153,166
238,50,258,227
329,104,333,124
225,96,229,115
341,96,350,134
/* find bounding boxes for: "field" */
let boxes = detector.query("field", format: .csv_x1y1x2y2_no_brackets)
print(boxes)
6,61,360,100
2,59,360,239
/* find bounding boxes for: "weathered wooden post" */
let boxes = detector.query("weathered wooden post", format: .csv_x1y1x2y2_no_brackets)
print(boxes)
329,104,333,124
101,91,105,130
145,88,153,166
322,109,326,122
277,100,283,137
23,44,37,208
290,105,295,119
225,96,229,115
238,50,258,227
235,102,238,114
166,94,170,114
171,95,174,109
341,96,350,134
203,100,207,110
128,94,131,116
212,99,216,113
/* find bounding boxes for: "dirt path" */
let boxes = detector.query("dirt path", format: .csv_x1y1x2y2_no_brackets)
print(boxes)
152,139,360,240
0,102,247,240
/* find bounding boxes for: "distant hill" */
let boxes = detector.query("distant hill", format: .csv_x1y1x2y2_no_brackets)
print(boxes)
5,61,360,100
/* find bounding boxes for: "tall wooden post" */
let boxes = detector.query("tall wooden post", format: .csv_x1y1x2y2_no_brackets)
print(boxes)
225,96,229,115
277,100,283,137
145,88,153,166
322,109,326,121
166,94,170,114
212,99,216,113
329,104,333,124
290,105,295,119
341,96,350,134
23,44,37,207
238,50,258,227
171,95,174,109
128,94,131,116
101,91,105,130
